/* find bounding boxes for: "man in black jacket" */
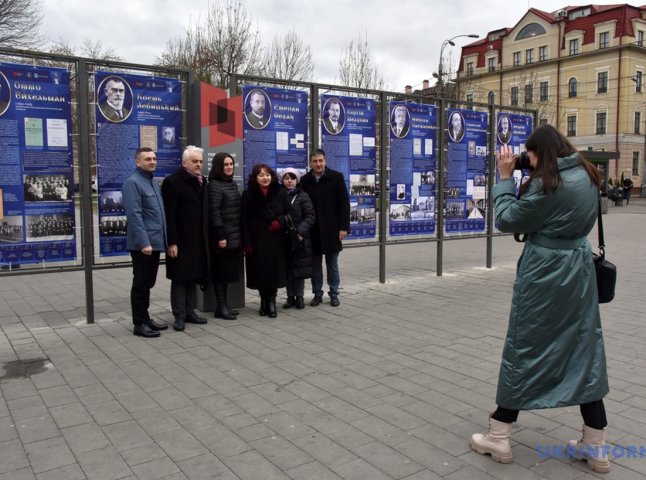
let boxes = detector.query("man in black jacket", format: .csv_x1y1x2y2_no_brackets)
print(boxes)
300,148,350,307
161,146,210,331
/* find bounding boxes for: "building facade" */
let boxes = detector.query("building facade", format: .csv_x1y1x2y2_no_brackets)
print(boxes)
455,4,646,186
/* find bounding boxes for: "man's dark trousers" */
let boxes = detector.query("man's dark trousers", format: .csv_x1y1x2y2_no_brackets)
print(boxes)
130,250,161,325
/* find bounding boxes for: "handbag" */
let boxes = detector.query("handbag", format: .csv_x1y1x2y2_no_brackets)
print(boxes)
593,196,616,303
285,214,303,252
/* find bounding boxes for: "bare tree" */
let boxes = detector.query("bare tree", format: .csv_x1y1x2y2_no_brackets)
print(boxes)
157,0,263,88
49,39,122,61
0,0,44,49
261,30,314,81
338,33,384,90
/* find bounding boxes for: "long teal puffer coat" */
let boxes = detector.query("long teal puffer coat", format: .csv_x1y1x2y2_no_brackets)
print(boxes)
493,153,608,410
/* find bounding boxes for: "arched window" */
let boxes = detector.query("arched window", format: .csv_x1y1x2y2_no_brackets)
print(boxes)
515,23,547,40
568,77,577,98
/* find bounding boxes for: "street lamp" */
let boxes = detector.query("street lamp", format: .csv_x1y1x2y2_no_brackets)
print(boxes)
433,34,479,97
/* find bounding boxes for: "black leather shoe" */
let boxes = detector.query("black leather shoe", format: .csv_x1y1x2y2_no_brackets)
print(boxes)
283,296,295,309
185,312,207,324
330,296,340,307
134,324,161,338
295,296,305,309
310,295,323,306
145,318,168,331
173,317,185,332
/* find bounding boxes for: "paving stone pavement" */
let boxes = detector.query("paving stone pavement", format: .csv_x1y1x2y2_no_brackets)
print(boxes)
0,198,645,480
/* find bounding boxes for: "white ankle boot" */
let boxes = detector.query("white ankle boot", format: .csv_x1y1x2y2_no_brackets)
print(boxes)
470,417,513,464
567,424,610,473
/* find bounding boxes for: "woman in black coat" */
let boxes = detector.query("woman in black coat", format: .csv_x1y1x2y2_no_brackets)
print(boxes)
208,152,241,320
242,164,292,318
280,168,315,309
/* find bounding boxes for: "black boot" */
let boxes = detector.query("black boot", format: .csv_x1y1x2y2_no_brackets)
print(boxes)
223,284,239,316
268,295,277,318
295,296,305,309
259,294,268,316
283,296,295,309
215,283,237,320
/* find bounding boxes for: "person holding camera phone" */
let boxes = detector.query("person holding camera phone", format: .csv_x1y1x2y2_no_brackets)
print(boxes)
470,125,610,473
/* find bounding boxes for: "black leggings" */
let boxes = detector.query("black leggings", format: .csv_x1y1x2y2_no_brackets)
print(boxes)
492,399,607,429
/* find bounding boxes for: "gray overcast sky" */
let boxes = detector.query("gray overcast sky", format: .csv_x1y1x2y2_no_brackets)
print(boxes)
42,0,628,91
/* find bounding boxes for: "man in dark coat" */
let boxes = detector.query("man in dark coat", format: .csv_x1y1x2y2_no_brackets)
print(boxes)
161,146,209,332
300,148,350,307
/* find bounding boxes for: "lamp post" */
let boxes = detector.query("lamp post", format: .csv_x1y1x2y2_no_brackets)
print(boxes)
434,34,479,97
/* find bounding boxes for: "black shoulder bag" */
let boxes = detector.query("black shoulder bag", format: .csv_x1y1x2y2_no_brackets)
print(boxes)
593,197,616,303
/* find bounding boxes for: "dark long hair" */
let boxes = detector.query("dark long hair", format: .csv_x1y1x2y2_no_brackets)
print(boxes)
247,163,278,189
208,152,233,181
521,124,600,195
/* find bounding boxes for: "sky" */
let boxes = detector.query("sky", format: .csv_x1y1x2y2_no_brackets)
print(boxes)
40,0,631,91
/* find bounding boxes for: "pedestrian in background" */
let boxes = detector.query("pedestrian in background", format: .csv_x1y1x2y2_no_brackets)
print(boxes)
470,125,610,474
208,152,242,320
280,168,315,310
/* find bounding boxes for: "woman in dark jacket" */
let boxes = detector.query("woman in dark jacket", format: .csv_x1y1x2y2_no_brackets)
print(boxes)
242,164,292,318
280,168,315,309
208,152,241,320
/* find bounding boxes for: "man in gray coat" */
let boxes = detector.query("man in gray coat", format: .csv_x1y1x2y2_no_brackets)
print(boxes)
122,148,168,337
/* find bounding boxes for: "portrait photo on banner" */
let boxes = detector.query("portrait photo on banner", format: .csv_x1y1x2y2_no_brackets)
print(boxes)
448,110,465,143
0,71,11,116
322,97,345,135
391,104,411,138
244,88,271,129
97,75,133,123
498,114,512,144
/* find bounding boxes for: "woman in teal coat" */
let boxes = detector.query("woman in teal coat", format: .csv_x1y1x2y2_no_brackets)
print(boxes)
470,125,610,473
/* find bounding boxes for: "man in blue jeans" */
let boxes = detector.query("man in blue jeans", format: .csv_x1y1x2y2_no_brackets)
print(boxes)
300,148,350,307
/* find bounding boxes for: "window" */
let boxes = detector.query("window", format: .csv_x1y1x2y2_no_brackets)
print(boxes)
636,71,643,93
511,86,519,106
467,62,474,76
526,49,534,64
567,115,577,136
569,38,579,55
596,112,607,134
539,46,547,61
488,57,496,72
599,32,609,49
568,78,577,98
638,30,644,47
466,93,474,103
540,81,549,102
513,52,521,66
515,22,547,40
524,84,533,105
539,118,548,126
635,111,641,134
597,72,608,93
633,152,640,176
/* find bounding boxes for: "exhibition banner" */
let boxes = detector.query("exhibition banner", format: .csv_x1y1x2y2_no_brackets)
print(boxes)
321,94,376,239
0,62,75,267
388,101,437,236
445,108,488,234
95,71,182,256
496,112,533,190
242,86,308,182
